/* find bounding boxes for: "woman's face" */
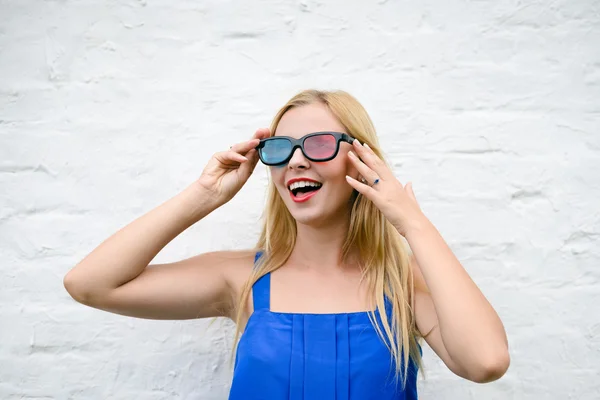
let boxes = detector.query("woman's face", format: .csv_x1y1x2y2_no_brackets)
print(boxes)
269,103,360,227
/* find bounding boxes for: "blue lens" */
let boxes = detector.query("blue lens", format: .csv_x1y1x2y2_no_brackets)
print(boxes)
262,138,292,164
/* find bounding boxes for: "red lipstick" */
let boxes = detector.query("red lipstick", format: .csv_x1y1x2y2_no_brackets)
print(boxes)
286,177,322,203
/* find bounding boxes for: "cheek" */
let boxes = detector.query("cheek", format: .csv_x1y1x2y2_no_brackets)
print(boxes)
268,167,289,196
339,152,358,176
346,159,358,176
321,156,356,182
269,165,286,181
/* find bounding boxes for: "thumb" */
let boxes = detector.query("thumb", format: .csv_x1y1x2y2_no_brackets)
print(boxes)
238,148,259,177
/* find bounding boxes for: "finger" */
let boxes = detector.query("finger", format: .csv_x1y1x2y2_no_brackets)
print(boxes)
352,140,395,181
252,127,271,140
243,128,270,160
217,150,248,164
345,174,375,197
231,138,261,154
348,151,378,183
237,148,262,177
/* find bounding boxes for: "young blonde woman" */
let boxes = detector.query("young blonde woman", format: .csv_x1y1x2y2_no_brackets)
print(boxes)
64,89,510,399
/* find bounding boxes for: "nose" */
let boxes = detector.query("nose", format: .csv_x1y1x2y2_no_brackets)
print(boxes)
287,147,309,170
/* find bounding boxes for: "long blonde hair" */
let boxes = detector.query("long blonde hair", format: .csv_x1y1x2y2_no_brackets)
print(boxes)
233,89,424,386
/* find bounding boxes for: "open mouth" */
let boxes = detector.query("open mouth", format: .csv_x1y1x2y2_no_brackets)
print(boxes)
288,181,323,201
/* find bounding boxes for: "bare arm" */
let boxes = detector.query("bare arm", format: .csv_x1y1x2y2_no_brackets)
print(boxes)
64,130,270,320
344,139,509,383
63,183,236,319
408,217,510,383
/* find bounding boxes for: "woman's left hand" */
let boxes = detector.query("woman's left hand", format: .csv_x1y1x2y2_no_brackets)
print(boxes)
345,139,426,237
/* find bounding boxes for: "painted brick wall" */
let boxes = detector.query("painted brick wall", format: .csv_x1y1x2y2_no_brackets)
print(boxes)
1,0,599,399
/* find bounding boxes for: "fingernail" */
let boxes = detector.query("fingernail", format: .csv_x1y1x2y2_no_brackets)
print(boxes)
348,151,356,157
364,143,370,149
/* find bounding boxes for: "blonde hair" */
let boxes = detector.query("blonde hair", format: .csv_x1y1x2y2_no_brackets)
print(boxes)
233,89,424,387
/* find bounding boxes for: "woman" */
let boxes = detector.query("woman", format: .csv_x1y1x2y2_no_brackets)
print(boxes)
64,89,510,399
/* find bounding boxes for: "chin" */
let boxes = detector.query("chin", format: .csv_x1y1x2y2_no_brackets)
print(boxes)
287,203,349,229
290,210,328,227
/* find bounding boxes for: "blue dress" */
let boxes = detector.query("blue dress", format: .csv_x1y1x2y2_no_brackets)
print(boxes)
229,252,419,400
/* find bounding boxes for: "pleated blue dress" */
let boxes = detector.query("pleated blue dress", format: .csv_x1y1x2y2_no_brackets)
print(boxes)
229,251,419,400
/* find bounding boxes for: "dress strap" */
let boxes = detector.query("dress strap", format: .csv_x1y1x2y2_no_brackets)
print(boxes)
252,251,271,311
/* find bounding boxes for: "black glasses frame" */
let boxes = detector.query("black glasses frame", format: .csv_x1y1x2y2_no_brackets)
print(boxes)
255,131,356,166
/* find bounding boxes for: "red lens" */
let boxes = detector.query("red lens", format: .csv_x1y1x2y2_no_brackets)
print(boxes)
304,134,336,160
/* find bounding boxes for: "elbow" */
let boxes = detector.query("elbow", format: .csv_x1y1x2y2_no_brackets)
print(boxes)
468,350,511,383
63,270,94,305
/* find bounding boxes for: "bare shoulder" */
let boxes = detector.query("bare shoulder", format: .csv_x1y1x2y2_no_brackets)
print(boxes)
174,247,258,299
209,248,258,290
211,248,258,320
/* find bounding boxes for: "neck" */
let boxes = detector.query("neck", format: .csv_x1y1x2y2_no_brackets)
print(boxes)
289,216,359,272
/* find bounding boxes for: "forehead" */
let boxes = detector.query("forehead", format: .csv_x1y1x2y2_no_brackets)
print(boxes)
274,103,346,138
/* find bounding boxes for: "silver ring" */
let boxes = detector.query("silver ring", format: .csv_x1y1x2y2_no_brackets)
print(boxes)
361,177,380,187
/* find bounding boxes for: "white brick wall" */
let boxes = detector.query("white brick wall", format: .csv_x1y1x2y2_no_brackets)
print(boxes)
1,0,599,398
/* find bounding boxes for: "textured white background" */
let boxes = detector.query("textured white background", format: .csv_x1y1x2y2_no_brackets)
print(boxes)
1,0,599,399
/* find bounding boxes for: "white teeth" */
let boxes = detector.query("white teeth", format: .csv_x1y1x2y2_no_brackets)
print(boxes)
288,181,322,191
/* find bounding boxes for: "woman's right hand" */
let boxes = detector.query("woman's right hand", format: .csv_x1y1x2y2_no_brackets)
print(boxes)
196,128,271,205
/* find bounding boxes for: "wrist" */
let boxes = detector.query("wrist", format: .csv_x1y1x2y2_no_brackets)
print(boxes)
402,213,433,239
179,182,223,222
